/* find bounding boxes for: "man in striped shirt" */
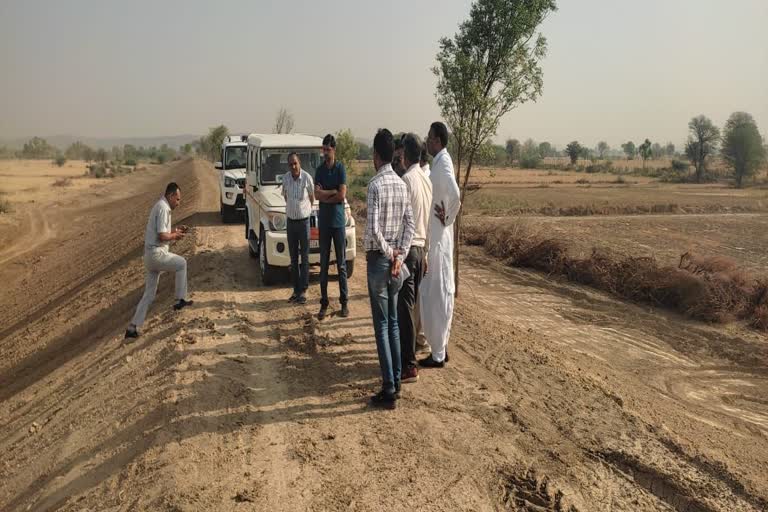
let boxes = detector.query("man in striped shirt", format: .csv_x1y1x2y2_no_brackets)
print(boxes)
282,152,315,304
365,128,415,409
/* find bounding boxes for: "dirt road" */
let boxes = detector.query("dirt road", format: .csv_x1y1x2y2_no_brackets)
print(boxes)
1,159,766,511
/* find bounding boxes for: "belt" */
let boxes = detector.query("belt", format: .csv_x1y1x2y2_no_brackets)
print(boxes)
288,217,309,222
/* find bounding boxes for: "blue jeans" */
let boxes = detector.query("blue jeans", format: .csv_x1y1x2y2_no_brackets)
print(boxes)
367,251,401,395
287,218,310,296
319,226,348,306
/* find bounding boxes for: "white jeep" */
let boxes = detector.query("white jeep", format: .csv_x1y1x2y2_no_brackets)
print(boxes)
244,134,357,285
215,135,247,223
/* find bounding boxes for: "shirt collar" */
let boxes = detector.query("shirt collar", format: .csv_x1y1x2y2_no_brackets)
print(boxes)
290,169,303,180
377,162,393,174
405,163,421,175
434,148,447,162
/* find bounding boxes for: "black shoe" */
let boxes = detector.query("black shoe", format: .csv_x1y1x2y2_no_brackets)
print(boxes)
418,355,445,368
288,294,298,303
445,349,450,363
296,295,307,305
318,305,328,320
124,328,139,340
339,304,349,318
369,390,396,409
173,299,194,311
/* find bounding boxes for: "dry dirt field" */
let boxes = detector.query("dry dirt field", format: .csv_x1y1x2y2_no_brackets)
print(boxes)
0,159,766,511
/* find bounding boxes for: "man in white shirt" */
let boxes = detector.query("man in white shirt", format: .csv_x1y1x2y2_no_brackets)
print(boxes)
282,152,315,304
419,122,461,368
126,182,193,339
398,133,433,383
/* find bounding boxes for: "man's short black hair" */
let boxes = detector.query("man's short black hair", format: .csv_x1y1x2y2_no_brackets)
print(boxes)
394,134,405,151
165,182,180,197
373,129,394,164
430,121,449,148
322,134,336,148
288,151,300,161
402,133,421,165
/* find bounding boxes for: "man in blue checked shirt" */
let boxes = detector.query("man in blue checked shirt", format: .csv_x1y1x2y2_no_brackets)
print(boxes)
364,128,415,409
282,152,315,305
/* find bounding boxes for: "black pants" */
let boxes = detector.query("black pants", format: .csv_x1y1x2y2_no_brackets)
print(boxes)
287,218,310,296
398,246,425,371
319,226,348,306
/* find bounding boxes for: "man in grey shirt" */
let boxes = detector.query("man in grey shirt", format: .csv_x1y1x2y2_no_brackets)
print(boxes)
282,152,314,304
125,182,193,339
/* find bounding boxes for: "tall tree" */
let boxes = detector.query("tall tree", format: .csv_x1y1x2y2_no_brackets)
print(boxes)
721,112,766,188
638,139,652,168
651,142,663,159
538,141,553,158
335,129,359,173
273,107,295,134
665,142,676,157
505,138,521,164
434,0,557,293
565,141,582,165
685,115,720,183
596,141,609,159
621,141,636,160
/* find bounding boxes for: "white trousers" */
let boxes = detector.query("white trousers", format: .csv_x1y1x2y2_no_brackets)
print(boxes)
131,248,187,327
420,292,454,363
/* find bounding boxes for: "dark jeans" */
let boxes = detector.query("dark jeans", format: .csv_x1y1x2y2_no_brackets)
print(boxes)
287,218,310,296
319,226,348,306
397,246,425,371
367,251,401,394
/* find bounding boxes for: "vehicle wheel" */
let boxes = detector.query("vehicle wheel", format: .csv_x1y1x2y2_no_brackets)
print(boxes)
345,259,355,279
259,227,279,286
248,233,258,259
221,203,237,224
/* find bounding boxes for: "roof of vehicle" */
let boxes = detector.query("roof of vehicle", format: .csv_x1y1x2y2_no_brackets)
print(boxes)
223,135,248,146
247,133,323,149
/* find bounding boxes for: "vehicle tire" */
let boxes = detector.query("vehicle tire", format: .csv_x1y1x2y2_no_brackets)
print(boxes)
346,259,355,279
259,227,280,286
221,202,237,224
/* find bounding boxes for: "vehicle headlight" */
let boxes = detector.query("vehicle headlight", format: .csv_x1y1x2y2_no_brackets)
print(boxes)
268,212,287,231
224,176,236,188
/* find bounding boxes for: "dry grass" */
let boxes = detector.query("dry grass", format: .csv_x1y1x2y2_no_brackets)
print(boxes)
463,221,768,329
52,177,72,187
0,198,11,214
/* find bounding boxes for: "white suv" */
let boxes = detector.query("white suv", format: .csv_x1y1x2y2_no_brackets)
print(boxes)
244,134,357,285
215,135,247,223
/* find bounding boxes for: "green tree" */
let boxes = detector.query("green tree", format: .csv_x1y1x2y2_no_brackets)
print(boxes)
196,125,229,162
335,129,358,173
651,142,663,159
64,141,93,160
638,139,652,168
538,141,553,158
505,138,521,164
53,155,66,167
596,141,609,159
520,138,541,168
433,0,557,293
21,137,57,159
685,115,720,183
665,142,676,157
356,143,372,160
621,141,636,160
565,141,582,165
721,112,766,188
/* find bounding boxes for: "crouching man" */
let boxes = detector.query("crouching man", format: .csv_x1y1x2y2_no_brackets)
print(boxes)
125,182,193,339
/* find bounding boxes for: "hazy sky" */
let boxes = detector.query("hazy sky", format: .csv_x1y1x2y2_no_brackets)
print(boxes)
1,0,766,148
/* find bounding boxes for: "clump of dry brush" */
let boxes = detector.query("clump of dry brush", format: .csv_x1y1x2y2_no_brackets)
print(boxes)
462,222,768,329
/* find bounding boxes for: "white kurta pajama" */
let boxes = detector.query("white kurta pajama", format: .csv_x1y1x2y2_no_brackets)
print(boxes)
419,148,461,362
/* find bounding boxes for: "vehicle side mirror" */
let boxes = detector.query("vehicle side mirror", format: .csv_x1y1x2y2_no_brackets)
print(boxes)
214,162,223,170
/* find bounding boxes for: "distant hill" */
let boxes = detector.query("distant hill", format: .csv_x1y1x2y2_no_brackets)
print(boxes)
0,134,200,150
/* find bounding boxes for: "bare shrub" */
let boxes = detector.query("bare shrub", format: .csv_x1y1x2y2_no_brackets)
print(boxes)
0,198,11,214
470,223,768,328
53,177,72,187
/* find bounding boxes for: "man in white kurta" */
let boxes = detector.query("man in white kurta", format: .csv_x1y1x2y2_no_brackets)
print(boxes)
419,122,461,367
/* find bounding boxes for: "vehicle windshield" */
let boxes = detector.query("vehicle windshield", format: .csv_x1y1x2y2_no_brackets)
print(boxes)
224,146,247,170
260,148,323,185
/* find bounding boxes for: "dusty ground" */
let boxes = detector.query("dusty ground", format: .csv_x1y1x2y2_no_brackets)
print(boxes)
1,159,766,511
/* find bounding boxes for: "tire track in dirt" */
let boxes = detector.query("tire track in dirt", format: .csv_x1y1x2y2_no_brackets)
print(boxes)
461,251,768,435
